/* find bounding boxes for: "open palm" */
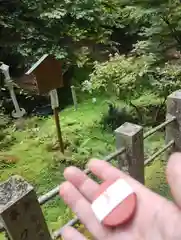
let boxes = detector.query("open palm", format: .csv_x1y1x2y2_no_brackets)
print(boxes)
60,153,181,240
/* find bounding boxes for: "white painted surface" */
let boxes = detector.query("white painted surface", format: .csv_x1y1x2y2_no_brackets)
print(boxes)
71,86,78,110
50,89,59,109
0,64,10,79
91,179,134,222
26,54,48,75
0,63,26,118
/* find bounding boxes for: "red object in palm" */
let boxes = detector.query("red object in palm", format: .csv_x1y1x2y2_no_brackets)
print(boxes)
92,179,137,227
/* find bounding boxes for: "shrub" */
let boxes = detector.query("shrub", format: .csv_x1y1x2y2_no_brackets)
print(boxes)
83,52,181,126
85,53,181,101
130,92,166,126
100,102,139,131
87,53,156,100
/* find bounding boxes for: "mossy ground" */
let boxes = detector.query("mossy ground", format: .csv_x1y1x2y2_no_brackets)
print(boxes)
0,95,170,239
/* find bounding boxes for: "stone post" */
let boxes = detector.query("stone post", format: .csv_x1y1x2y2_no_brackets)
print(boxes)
115,122,144,184
0,176,52,240
71,85,78,110
166,90,181,155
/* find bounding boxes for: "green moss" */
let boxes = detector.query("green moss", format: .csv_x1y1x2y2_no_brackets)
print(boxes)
146,159,171,199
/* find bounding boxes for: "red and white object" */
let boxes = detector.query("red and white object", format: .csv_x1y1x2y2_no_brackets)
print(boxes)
91,178,137,227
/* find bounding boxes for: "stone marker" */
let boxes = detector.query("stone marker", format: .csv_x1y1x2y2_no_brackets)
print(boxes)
166,90,181,154
71,85,78,110
115,123,144,184
0,176,52,240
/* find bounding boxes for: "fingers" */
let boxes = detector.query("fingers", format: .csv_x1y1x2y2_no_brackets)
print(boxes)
64,166,99,202
88,159,142,188
60,181,109,239
62,226,87,240
87,159,168,226
88,159,125,180
167,152,181,209
60,159,181,240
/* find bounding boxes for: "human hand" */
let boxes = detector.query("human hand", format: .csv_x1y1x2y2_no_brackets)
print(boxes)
60,153,181,240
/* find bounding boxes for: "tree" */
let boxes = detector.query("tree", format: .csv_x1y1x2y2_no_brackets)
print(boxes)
133,0,181,58
0,0,153,75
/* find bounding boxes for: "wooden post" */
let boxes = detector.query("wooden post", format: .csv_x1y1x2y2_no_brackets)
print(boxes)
54,108,64,153
71,85,78,110
0,176,52,240
115,122,144,184
49,89,64,153
166,90,181,155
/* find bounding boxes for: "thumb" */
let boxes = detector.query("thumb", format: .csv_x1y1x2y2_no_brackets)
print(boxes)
166,153,181,209
62,226,87,240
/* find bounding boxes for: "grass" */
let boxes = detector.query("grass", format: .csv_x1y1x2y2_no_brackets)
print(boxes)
144,132,171,199
0,94,171,239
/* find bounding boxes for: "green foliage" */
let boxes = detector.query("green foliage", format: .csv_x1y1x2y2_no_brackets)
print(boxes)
100,102,139,131
88,53,157,99
135,0,181,56
88,52,181,98
145,132,172,200
1,0,181,76
86,46,181,125
130,93,165,126
0,0,135,67
79,0,181,123
0,0,157,72
151,63,181,98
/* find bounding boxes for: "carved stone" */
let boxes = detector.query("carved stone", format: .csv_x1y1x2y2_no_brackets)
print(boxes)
0,176,51,240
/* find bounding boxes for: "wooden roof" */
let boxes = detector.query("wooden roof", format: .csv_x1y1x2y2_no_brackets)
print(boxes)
25,54,48,75
14,73,39,95
14,55,64,95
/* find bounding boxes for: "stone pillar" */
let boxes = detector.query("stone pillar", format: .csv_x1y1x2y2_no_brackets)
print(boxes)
115,122,144,184
0,176,52,240
71,86,78,110
166,90,181,154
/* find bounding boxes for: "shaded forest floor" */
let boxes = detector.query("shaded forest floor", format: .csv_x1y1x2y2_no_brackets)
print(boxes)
0,94,171,239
